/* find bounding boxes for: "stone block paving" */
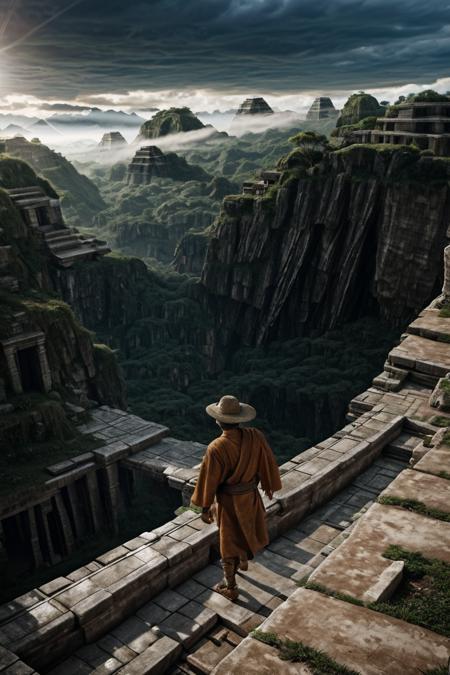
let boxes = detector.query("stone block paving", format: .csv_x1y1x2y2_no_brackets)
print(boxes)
124,438,207,486
45,454,407,675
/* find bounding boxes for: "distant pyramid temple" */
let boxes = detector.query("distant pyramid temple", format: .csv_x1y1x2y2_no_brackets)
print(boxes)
127,145,208,185
127,146,171,185
306,97,339,120
235,97,274,115
98,131,127,148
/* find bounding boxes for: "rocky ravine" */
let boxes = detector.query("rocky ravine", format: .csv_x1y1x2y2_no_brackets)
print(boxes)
202,145,450,358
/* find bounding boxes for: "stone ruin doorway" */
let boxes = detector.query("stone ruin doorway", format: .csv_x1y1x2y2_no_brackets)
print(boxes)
17,345,44,392
35,206,51,228
1,331,52,395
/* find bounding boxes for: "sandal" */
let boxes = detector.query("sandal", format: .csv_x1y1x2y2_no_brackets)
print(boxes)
214,582,239,602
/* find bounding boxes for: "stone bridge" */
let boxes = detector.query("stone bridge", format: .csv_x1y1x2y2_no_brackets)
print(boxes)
1,292,450,673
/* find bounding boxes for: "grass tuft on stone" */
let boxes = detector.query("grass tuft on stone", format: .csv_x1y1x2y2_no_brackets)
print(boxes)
438,303,450,318
251,630,360,674
430,415,450,428
378,495,450,522
304,581,364,607
369,546,450,637
300,548,450,639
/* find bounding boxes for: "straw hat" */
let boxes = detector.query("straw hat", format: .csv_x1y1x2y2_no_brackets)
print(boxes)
206,395,256,424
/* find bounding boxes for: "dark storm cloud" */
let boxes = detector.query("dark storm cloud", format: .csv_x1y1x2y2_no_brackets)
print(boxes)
2,0,450,97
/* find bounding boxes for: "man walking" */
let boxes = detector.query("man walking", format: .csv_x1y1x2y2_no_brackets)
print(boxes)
191,395,282,601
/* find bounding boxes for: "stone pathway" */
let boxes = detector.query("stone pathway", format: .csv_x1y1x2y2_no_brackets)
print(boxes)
2,294,450,674
45,453,407,675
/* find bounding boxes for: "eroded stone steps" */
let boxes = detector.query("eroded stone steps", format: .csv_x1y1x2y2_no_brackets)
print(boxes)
383,431,423,462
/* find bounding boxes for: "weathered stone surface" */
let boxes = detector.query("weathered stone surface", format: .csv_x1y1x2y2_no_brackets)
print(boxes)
96,635,137,665
310,502,450,599
96,547,129,566
196,590,255,636
153,590,187,614
380,468,450,514
415,442,450,477
212,636,312,674
0,644,19,669
186,629,235,673
135,603,170,627
151,538,191,567
110,618,158,654
158,612,205,648
362,560,404,603
255,588,450,675
115,635,182,675
201,147,450,359
38,577,72,597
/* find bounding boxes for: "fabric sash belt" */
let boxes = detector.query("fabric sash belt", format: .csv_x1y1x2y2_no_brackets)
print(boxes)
219,478,258,495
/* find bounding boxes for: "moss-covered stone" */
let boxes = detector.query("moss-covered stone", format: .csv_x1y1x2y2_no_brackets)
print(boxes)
337,93,385,128
1,138,105,226
138,107,205,139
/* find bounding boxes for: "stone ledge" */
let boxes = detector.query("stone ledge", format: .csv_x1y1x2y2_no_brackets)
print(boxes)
362,560,404,603
223,588,450,675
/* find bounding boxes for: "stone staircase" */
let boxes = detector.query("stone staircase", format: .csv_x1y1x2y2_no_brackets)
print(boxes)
371,303,450,393
42,228,110,267
7,186,111,268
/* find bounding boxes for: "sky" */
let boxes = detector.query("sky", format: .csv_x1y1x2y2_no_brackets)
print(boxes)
0,0,449,116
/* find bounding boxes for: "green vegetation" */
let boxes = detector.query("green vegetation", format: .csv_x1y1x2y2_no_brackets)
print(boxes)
438,303,450,318
123,316,397,462
0,402,102,497
251,630,360,674
378,495,450,521
336,93,385,128
88,173,234,265
83,122,336,266
430,416,450,428
438,471,450,481
331,115,378,139
395,89,450,105
370,546,450,637
304,581,364,607
1,140,104,226
287,130,329,167
0,154,57,197
440,379,450,393
138,107,205,139
300,546,450,640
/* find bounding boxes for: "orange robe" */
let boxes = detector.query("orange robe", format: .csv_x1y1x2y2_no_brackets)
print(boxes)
191,427,282,559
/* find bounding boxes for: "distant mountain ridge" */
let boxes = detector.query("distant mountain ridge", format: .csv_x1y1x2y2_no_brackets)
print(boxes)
0,108,146,133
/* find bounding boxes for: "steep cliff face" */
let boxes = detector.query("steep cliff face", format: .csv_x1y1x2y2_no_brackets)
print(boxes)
202,145,450,355
0,160,126,453
52,256,208,354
